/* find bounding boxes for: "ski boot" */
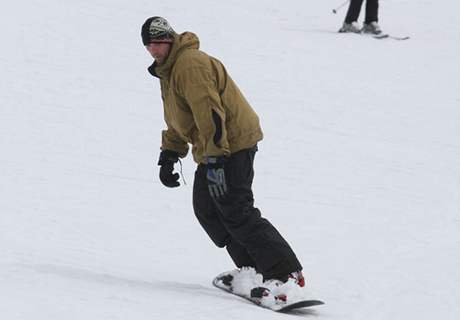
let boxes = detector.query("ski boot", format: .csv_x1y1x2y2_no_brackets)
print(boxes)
338,21,361,33
362,21,382,35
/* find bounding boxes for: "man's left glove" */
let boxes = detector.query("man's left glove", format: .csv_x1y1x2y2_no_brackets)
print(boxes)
206,156,228,199
158,150,180,188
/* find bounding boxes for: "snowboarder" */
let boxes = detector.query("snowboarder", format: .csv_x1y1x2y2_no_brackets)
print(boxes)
338,0,383,34
141,16,304,287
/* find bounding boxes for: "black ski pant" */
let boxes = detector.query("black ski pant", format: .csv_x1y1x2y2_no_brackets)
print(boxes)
345,0,379,24
193,145,302,280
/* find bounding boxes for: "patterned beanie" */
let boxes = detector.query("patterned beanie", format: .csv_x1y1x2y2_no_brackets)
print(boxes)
141,16,176,45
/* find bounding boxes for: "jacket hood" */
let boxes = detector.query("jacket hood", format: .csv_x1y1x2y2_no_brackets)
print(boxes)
148,32,200,79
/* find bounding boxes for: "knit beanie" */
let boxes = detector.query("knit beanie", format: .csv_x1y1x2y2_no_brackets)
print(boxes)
141,16,176,45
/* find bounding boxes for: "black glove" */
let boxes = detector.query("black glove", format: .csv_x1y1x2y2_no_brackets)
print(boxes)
206,156,228,198
158,150,180,188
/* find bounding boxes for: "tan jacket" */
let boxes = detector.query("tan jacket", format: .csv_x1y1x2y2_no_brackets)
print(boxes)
149,32,263,164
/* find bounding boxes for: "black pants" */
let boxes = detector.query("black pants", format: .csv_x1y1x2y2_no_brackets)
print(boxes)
193,146,302,280
345,0,379,24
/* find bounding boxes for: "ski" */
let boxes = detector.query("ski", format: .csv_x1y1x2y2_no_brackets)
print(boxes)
371,34,410,40
342,32,411,41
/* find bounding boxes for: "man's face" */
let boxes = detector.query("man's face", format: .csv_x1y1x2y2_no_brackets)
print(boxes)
145,42,171,64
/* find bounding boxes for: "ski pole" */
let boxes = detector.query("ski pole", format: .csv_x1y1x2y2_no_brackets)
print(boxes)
332,0,350,14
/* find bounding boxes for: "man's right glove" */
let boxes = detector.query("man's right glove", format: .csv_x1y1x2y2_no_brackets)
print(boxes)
158,150,180,188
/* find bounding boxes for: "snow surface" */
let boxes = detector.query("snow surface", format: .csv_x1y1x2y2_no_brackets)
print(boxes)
1,0,459,319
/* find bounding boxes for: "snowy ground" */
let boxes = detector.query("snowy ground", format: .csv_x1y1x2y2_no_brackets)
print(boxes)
1,0,459,319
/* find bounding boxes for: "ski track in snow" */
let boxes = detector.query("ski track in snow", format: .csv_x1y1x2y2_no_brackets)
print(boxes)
1,0,459,319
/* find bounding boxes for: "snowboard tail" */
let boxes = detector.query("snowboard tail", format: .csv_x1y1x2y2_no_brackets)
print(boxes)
277,299,325,312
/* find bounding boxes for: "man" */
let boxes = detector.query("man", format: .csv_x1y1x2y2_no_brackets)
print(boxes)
339,0,382,34
141,16,304,287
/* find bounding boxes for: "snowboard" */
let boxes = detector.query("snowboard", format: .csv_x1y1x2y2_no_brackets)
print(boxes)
212,272,325,312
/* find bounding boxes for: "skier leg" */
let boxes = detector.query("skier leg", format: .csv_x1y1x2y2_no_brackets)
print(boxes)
364,0,379,23
213,146,302,280
344,0,365,23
